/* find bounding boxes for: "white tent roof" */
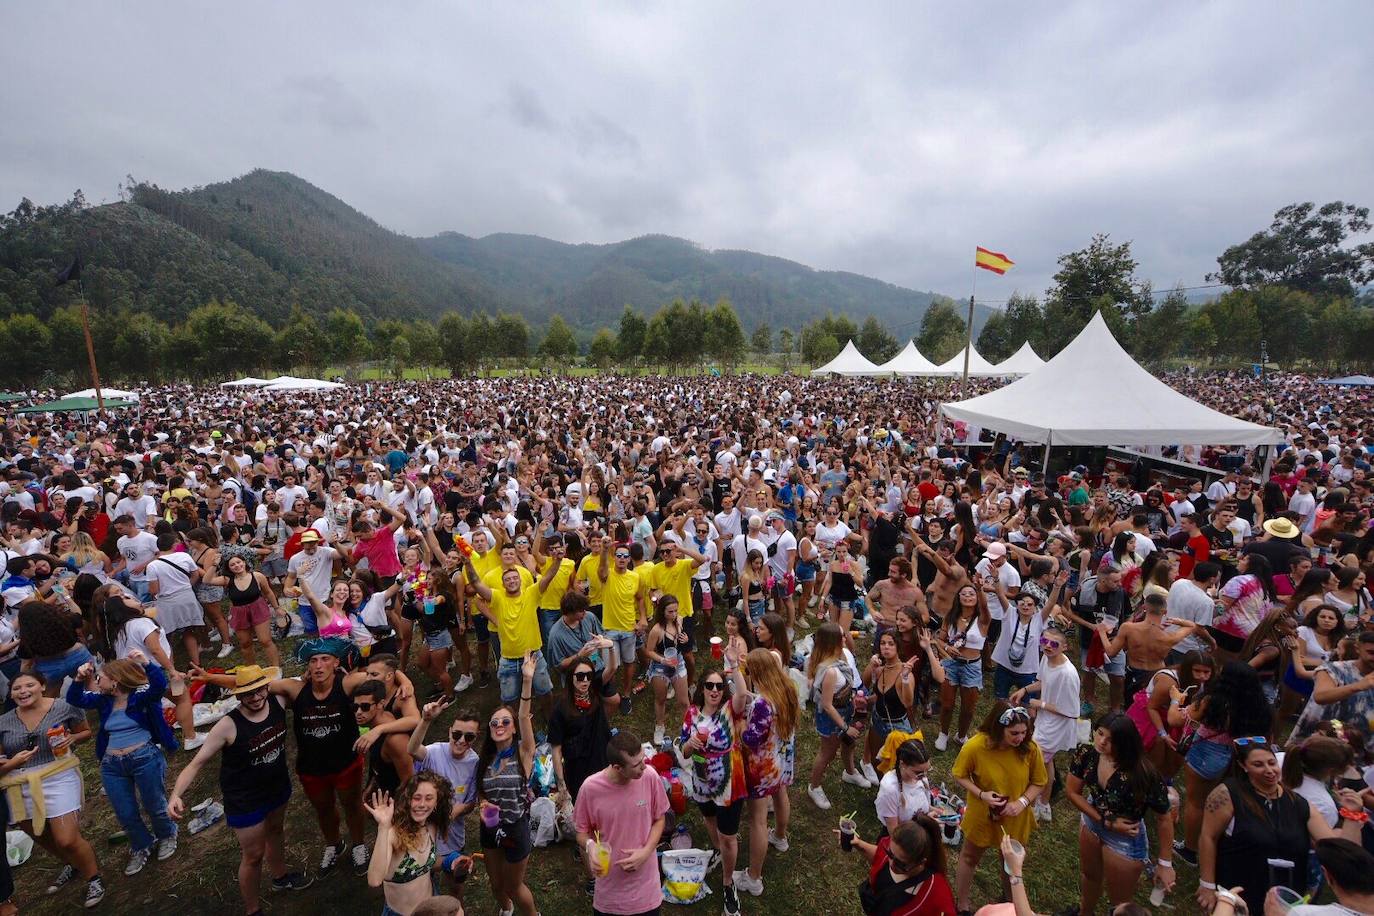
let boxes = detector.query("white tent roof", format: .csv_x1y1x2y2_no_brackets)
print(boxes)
63,387,139,401
934,344,1003,377
992,341,1047,377
219,377,273,387
260,377,346,392
874,340,942,376
940,312,1284,447
809,340,884,376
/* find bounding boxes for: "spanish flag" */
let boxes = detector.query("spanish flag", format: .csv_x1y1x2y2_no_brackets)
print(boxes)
975,246,1014,275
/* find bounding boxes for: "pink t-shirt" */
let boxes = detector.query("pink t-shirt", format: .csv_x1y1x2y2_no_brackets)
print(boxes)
353,527,402,578
574,767,670,915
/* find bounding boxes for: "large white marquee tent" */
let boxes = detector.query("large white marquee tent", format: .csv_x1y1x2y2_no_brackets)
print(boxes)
934,344,1003,378
809,340,884,376
874,341,942,376
940,312,1283,447
992,342,1047,376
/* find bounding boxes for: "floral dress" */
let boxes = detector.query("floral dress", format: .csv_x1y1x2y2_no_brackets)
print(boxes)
679,705,746,807
739,695,795,799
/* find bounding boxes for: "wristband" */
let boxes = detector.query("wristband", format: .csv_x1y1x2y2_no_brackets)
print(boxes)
1017,796,1028,808
1215,889,1240,908
1199,880,1217,890
1157,728,1168,738
1157,859,1172,868
520,695,532,701
1339,807,1370,822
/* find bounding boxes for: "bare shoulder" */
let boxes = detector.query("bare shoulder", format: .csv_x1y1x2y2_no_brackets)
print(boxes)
1204,783,1232,814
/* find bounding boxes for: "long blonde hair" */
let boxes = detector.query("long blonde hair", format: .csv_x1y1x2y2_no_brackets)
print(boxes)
805,622,845,681
743,649,798,740
67,532,104,567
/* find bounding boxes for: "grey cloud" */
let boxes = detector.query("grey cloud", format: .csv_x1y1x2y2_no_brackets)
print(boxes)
279,75,375,133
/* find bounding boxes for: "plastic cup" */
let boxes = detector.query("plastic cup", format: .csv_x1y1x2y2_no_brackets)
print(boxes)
1001,838,1024,875
839,817,856,851
423,597,436,616
481,805,500,828
586,839,611,877
1149,882,1166,906
710,637,723,660
1270,887,1305,913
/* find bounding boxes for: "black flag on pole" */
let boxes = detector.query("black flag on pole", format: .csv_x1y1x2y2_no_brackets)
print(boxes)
55,254,82,286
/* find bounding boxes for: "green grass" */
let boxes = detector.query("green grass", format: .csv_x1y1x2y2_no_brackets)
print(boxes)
18,619,1156,916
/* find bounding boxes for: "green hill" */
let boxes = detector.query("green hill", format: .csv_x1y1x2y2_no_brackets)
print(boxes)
1,169,981,334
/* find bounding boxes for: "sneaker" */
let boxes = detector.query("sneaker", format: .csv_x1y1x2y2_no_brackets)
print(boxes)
209,630,222,642
620,696,633,716
47,864,75,894
183,733,207,751
954,733,967,745
723,883,742,915
1034,801,1052,823
455,673,473,693
319,844,340,873
860,761,880,785
1095,669,1109,686
767,831,789,852
156,835,178,861
653,725,666,745
1173,842,1198,868
352,843,369,872
216,643,234,658
477,670,491,689
706,849,722,872
125,847,152,876
84,876,105,908
841,769,872,789
732,869,764,897
808,784,832,809
272,870,314,891
934,732,949,752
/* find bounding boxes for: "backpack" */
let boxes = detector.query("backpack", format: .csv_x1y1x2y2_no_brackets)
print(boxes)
812,659,854,709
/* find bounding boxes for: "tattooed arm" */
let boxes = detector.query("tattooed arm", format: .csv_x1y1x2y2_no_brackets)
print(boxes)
1196,784,1233,912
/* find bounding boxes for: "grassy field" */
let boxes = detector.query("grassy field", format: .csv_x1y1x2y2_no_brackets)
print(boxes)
16,616,1164,916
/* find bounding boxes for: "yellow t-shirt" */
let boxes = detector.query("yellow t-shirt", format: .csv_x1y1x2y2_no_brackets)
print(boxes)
647,558,696,619
466,549,501,586
482,564,534,592
490,585,541,659
575,554,606,604
950,731,1046,847
537,557,576,612
601,566,643,633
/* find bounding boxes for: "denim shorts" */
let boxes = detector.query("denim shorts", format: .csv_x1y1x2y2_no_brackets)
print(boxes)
747,598,767,624
815,702,855,738
1079,639,1126,677
1185,737,1233,781
942,656,984,689
871,715,912,742
35,644,93,684
497,653,553,704
993,665,1036,700
648,654,686,682
422,628,454,651
1082,811,1149,862
605,629,638,668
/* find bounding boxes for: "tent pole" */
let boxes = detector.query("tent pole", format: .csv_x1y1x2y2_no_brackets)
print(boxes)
1041,432,1051,474
963,294,974,383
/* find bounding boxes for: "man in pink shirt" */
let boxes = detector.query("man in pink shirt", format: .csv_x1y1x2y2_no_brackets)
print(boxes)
574,731,669,916
346,498,405,581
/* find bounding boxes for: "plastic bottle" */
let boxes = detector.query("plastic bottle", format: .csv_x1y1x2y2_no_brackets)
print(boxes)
670,823,692,850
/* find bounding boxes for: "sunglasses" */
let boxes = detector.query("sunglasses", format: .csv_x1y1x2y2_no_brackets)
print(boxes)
450,730,478,744
490,717,513,729
1039,638,1062,649
353,702,375,711
572,671,593,681
614,552,630,559
704,681,725,690
1234,736,1269,747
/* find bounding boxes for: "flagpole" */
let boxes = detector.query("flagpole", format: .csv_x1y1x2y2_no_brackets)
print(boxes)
74,276,103,409
963,263,977,383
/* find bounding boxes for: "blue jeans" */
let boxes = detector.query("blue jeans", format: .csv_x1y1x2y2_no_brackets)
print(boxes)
497,653,553,704
993,665,1036,700
297,597,318,635
538,609,561,668
129,579,152,602
101,743,176,852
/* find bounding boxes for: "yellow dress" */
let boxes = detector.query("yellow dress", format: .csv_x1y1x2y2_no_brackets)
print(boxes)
951,731,1047,847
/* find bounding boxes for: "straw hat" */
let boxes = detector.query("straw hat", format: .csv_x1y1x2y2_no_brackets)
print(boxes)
230,664,281,695
1262,517,1300,539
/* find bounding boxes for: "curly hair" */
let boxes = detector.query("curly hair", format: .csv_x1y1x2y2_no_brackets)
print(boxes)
1198,660,1272,739
389,771,454,855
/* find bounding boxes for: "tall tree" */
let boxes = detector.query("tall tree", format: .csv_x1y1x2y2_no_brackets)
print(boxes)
916,298,966,364
275,307,327,373
750,323,772,357
1001,293,1046,355
538,315,579,365
182,300,274,378
704,299,746,370
588,328,618,371
616,305,646,364
1042,234,1140,354
976,312,1014,362
3,315,51,385
778,328,795,372
468,312,495,371
325,308,368,372
1210,201,1374,298
110,312,171,381
436,312,469,375
857,316,899,363
493,313,530,359
387,335,411,380
406,320,441,371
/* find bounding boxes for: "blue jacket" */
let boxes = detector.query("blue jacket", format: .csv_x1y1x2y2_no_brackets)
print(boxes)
65,661,179,759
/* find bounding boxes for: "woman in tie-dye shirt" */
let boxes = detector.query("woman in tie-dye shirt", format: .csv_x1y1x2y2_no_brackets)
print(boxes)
678,669,748,907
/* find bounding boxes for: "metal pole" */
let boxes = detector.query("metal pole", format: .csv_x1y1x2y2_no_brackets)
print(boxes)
75,277,104,409
962,293,974,383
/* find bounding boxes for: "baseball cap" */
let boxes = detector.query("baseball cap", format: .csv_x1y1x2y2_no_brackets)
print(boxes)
984,542,1008,559
300,530,322,543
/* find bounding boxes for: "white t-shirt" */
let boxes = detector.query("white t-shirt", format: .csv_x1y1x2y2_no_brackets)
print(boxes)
991,611,1043,675
276,485,309,514
1166,578,1216,654
1034,655,1082,754
874,768,931,826
974,558,1022,621
114,495,159,529
117,532,160,582
148,552,198,598
115,615,173,662
767,530,797,578
288,546,338,598
815,521,851,552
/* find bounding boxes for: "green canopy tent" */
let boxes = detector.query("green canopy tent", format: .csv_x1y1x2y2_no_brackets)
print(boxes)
0,393,28,403
14,397,139,414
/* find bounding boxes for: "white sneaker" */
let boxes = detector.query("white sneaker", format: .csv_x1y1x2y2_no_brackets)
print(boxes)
934,732,949,751
808,784,832,809
455,674,473,693
841,769,872,789
156,834,178,860
1034,801,1052,823
209,630,222,643
216,644,234,658
124,846,151,876
352,843,369,872
954,733,967,745
860,761,880,785
654,725,665,745
183,733,207,751
768,831,789,852
732,869,764,897
319,843,339,873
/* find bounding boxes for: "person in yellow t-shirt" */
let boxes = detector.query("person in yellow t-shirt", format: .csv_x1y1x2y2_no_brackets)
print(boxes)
574,531,608,620
596,539,649,710
462,529,501,690
465,550,559,717
476,543,534,663
645,539,707,684
533,532,576,666
950,702,1048,912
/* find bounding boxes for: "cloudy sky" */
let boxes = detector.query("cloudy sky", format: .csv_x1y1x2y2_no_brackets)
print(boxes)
5,2,1372,302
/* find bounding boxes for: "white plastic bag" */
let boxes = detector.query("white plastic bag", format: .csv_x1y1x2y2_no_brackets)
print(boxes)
661,847,712,905
1075,717,1092,746
530,796,559,847
5,830,32,867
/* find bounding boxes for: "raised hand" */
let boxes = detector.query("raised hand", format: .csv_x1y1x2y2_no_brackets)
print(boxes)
363,789,394,826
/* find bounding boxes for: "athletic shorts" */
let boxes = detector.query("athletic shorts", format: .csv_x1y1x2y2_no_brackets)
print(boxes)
697,799,745,835
479,815,533,863
297,755,364,799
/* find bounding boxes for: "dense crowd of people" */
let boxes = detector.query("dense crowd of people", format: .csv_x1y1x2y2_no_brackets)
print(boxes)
2,370,1374,915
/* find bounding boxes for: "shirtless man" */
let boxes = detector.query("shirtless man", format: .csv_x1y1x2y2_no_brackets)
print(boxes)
866,557,929,631
912,538,968,629
1097,593,1210,698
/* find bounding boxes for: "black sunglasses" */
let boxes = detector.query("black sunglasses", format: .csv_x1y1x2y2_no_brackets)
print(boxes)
450,730,478,744
572,671,593,681
353,701,375,711
704,681,725,690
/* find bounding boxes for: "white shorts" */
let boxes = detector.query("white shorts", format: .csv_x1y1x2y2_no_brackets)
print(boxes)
10,766,83,824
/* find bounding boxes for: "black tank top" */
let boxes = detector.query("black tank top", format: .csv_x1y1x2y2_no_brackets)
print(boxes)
874,671,907,722
292,671,360,776
368,726,402,795
221,700,290,815
226,573,262,606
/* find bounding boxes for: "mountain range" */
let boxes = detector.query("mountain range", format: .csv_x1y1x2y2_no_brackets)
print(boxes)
1,169,989,338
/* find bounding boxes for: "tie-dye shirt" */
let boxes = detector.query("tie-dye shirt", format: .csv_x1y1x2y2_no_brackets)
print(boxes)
679,705,745,807
739,695,795,799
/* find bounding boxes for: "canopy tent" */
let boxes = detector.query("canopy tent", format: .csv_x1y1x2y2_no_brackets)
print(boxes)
0,393,28,403
62,387,139,401
992,341,1047,377
934,344,1003,377
219,377,274,387
260,377,346,392
940,312,1284,447
1317,375,1374,387
809,340,885,376
15,397,139,414
874,340,942,376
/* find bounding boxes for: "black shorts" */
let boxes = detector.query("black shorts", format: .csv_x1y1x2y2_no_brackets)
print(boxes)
479,815,532,863
680,613,697,651
596,909,661,916
1208,626,1246,654
697,798,744,835
588,603,603,622
599,677,619,699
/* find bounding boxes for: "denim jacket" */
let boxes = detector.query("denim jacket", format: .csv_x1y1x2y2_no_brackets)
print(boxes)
65,661,179,759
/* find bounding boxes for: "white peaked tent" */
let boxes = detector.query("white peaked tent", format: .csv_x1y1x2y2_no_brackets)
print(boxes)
941,312,1284,447
63,387,140,401
261,377,346,392
219,377,273,388
935,344,1003,377
875,340,942,376
992,342,1047,376
810,340,884,376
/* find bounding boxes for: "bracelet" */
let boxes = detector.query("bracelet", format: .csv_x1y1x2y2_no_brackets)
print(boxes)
1215,889,1240,908
520,695,532,701
1157,859,1172,868
1339,807,1370,822
1157,728,1168,738
1017,796,1028,808
1008,875,1023,886
1199,880,1218,890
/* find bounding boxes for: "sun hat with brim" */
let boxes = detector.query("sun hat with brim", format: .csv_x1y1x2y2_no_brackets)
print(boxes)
1263,517,1301,539
231,664,281,695
299,530,322,543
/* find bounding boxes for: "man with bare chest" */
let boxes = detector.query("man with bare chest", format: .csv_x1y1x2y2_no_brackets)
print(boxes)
1098,593,1209,697
867,557,929,631
914,538,967,628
